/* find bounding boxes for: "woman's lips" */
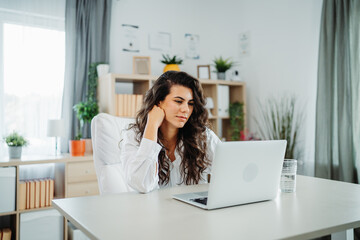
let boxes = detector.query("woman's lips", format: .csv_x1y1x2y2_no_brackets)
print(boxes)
177,116,187,121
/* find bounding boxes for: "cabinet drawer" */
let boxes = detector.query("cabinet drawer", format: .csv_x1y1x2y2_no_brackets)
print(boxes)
67,161,97,183
67,181,99,198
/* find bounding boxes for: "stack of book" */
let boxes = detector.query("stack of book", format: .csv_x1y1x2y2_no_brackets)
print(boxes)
18,179,54,210
116,94,143,117
0,228,11,240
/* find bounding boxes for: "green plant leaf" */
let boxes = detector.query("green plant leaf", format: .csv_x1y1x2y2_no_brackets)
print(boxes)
3,131,28,147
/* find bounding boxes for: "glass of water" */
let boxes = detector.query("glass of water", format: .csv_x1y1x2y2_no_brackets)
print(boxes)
280,159,297,193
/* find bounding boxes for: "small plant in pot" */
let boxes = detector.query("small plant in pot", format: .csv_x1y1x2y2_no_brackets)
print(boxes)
213,56,235,80
73,99,99,156
70,62,102,155
4,131,28,159
161,54,183,72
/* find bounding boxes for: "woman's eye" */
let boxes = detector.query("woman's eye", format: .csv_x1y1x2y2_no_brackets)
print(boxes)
188,102,194,106
175,100,182,104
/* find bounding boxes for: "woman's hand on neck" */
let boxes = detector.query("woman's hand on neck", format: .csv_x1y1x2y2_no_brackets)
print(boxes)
144,105,165,142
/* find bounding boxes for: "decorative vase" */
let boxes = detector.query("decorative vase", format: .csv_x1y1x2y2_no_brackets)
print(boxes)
163,64,180,73
69,140,85,157
217,72,226,80
8,146,22,159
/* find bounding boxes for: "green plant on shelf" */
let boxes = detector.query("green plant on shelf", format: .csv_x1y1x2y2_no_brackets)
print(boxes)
4,131,28,146
161,54,183,65
212,56,235,73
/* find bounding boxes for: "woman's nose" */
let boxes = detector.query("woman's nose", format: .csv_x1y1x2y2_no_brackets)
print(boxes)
181,103,189,112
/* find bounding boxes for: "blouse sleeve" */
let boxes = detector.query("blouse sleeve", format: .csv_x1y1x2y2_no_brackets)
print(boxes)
202,128,221,182
121,129,162,193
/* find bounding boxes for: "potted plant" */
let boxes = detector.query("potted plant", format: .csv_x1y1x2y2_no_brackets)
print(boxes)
213,56,235,80
71,62,102,155
4,131,28,159
69,132,85,157
161,54,183,72
229,102,245,141
255,96,302,159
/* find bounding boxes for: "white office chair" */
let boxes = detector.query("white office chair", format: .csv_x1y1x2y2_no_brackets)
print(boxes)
91,113,135,195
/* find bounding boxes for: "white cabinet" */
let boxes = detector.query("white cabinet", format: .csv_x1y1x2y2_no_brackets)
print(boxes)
0,167,16,213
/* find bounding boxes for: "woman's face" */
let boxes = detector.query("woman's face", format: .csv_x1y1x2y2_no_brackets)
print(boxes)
159,84,194,129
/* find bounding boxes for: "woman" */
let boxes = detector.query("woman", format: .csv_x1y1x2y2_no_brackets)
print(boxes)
121,71,220,193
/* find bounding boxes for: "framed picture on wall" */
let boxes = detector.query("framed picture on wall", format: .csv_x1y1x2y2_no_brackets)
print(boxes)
133,56,151,75
197,65,211,79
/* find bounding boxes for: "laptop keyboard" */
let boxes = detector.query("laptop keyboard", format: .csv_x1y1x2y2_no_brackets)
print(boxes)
191,197,208,205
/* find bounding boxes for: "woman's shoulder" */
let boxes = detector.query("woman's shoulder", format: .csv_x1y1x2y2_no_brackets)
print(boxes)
205,127,221,145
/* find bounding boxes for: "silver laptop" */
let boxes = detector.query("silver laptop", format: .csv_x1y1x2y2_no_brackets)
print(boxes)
172,140,287,210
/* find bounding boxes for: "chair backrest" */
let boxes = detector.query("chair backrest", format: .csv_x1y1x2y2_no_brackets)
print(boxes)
91,113,135,195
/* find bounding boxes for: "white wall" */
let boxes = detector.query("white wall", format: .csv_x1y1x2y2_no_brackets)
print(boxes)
109,0,323,176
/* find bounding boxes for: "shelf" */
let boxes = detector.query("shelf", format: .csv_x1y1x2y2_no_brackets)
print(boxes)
98,73,247,140
0,154,94,167
0,211,16,217
18,206,54,214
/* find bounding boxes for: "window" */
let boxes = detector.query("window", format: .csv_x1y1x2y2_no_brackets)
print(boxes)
1,23,65,155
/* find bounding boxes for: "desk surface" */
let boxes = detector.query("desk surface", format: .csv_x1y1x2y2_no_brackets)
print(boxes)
53,175,360,240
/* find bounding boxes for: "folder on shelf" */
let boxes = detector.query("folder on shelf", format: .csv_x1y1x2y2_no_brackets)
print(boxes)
45,179,50,206
18,181,26,210
49,179,54,206
123,94,128,117
1,228,11,240
26,181,30,209
34,180,40,208
40,179,46,207
29,181,35,209
136,94,143,114
217,85,230,117
131,94,136,117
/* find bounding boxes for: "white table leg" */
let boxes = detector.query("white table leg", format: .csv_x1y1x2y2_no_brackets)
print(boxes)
331,229,354,240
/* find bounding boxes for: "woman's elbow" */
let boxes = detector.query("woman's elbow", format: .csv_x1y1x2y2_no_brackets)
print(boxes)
128,175,154,193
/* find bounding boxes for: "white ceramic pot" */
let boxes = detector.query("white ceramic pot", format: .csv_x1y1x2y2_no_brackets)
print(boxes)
217,72,226,80
97,64,110,77
8,146,22,159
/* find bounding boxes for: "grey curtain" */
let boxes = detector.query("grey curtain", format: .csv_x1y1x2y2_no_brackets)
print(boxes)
315,0,360,183
61,0,112,152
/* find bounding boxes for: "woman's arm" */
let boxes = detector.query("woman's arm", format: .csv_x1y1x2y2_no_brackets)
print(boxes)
121,106,165,193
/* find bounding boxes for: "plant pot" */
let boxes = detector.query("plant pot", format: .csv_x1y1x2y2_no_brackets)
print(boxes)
217,72,226,80
96,64,110,77
163,64,180,73
8,146,22,159
82,138,93,154
69,140,85,157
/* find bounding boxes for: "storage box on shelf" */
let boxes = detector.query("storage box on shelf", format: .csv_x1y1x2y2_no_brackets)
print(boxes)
98,73,246,140
0,154,97,240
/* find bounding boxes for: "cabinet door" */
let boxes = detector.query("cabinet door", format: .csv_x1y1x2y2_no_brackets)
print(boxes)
67,162,97,183
67,181,99,198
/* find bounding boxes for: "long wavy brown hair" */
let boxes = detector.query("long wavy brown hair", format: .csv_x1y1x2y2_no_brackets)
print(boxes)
129,71,210,185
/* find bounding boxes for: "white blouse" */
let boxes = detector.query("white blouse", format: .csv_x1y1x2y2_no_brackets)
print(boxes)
120,127,221,193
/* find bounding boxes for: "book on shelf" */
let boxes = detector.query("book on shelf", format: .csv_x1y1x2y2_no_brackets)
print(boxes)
116,94,143,117
1,228,11,240
18,181,26,210
49,179,54,206
40,179,46,207
26,181,30,209
29,181,35,209
34,180,40,208
45,179,49,206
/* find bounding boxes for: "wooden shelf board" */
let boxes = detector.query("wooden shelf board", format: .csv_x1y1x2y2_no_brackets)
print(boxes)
0,211,16,217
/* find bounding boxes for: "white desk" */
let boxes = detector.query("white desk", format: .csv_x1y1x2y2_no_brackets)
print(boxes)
53,176,360,240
